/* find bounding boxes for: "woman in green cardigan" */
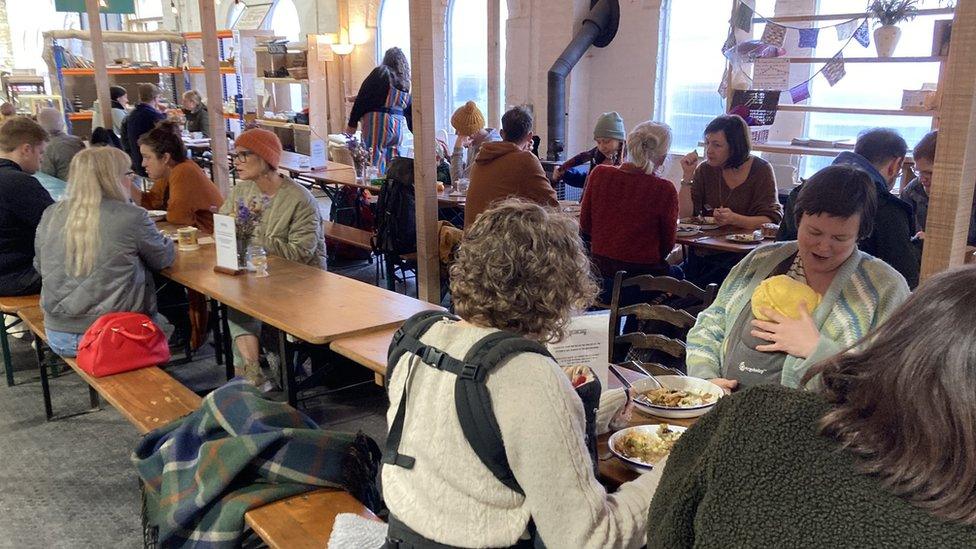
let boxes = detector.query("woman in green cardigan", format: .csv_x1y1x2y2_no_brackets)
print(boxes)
647,266,976,547
686,165,909,391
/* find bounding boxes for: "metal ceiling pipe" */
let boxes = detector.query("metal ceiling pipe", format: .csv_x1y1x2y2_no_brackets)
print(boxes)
546,0,620,161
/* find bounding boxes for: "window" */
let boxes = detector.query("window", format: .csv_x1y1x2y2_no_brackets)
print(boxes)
800,0,945,177
269,0,301,42
447,0,508,118
657,0,775,152
377,0,410,61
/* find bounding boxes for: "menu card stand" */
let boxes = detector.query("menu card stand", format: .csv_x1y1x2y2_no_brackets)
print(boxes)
213,213,246,276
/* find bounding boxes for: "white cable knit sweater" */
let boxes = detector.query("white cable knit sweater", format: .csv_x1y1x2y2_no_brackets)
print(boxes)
382,319,660,548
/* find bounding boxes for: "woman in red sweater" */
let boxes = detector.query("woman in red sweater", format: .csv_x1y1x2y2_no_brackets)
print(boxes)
580,120,678,298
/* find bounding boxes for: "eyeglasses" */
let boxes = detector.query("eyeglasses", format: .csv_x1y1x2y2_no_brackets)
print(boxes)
124,171,135,177
232,151,252,163
911,166,934,179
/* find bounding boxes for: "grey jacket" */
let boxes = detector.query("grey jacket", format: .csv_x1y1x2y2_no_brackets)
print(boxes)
34,199,175,333
40,131,85,181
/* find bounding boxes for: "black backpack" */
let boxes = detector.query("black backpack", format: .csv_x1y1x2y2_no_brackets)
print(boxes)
383,311,601,548
374,156,417,255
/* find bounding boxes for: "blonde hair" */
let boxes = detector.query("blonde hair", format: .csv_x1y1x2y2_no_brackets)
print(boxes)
627,121,672,174
63,147,130,276
182,89,202,105
450,199,598,342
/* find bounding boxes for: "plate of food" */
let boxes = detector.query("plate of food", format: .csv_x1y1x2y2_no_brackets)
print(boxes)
679,216,718,230
676,224,701,236
147,210,167,221
609,423,687,472
629,375,723,419
726,232,763,243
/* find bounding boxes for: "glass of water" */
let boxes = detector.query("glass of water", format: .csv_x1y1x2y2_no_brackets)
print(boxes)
247,245,269,277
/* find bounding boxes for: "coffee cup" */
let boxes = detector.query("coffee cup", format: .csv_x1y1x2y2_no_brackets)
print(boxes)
177,226,199,250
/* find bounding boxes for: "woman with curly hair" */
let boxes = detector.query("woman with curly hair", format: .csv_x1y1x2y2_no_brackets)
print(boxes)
345,47,412,174
382,199,658,548
646,266,976,547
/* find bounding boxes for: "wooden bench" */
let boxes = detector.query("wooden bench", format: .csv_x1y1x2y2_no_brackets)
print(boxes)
0,294,39,386
17,306,381,546
324,220,374,252
329,326,396,386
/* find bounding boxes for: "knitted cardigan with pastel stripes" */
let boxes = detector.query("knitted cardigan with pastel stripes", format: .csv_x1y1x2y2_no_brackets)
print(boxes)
687,241,910,387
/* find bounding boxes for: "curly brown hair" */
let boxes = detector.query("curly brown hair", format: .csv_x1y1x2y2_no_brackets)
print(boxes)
449,199,598,343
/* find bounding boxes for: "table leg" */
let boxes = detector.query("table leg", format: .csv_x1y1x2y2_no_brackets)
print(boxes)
209,298,223,367
36,340,52,420
277,331,296,406
220,303,234,380
385,253,397,291
1,313,13,387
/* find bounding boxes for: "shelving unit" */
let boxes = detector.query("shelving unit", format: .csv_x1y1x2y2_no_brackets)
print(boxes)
181,29,242,135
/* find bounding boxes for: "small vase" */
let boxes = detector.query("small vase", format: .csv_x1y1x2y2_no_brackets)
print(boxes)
874,25,901,58
236,235,250,269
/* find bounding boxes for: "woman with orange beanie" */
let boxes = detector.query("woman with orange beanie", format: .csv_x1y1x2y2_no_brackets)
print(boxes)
219,128,327,388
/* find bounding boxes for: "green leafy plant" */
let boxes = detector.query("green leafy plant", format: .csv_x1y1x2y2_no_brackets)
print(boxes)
868,0,920,26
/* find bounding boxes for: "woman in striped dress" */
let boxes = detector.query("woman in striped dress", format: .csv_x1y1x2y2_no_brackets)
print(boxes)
345,47,413,175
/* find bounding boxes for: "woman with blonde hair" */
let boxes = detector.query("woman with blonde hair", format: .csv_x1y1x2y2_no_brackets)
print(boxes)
34,146,174,357
580,120,680,299
382,199,657,548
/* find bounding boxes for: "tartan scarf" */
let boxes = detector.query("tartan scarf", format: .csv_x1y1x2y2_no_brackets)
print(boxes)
132,378,381,548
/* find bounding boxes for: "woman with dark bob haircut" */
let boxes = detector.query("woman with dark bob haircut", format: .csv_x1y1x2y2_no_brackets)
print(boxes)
382,199,660,548
646,266,976,547
686,165,910,392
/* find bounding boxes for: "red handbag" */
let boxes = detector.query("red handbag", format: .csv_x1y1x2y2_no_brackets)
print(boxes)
76,312,171,377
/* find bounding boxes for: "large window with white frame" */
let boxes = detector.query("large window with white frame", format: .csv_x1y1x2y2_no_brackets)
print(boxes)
447,0,508,120
377,0,411,61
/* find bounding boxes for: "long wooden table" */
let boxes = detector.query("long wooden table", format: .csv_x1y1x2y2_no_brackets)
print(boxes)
676,225,770,254
158,233,440,403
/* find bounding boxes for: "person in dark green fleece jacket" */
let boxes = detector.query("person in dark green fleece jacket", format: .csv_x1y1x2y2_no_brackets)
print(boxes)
647,265,976,547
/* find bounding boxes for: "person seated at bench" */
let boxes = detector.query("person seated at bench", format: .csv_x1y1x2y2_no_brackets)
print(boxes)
465,106,558,229
180,90,210,138
219,129,326,388
134,120,224,349
34,147,175,357
0,117,54,297
552,111,627,189
686,165,909,393
449,100,500,182
37,107,85,182
383,199,655,548
580,120,678,300
647,266,976,547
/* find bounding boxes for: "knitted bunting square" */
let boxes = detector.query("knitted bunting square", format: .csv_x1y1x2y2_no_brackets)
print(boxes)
723,32,737,54
761,23,787,47
734,3,754,33
823,54,846,87
789,81,810,103
798,28,819,48
718,66,731,99
836,19,858,41
854,20,870,48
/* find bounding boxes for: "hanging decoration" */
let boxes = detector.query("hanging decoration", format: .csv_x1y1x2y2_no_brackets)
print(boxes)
734,3,755,33
854,20,871,48
822,54,847,86
761,22,787,48
798,28,820,48
836,19,859,41
789,81,811,103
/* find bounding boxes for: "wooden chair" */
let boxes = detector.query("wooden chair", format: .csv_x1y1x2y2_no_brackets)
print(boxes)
608,272,718,369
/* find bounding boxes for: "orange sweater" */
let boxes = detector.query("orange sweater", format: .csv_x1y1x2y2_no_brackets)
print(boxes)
141,160,224,232
464,142,558,229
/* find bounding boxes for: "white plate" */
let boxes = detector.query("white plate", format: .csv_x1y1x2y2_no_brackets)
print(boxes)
676,224,700,236
148,210,167,220
608,424,688,472
726,233,763,243
630,375,723,419
678,217,718,230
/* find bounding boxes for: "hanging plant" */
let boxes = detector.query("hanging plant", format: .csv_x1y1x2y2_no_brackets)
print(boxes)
867,0,920,27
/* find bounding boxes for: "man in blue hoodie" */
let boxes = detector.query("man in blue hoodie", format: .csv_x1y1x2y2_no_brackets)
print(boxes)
777,128,919,288
124,83,166,177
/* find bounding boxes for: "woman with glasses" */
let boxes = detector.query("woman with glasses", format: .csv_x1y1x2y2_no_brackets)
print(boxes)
219,128,326,388
33,147,175,357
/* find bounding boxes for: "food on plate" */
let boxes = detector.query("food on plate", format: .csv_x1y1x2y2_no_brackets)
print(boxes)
640,386,717,408
726,231,763,242
617,424,682,465
562,365,595,388
751,274,822,321
760,222,779,239
681,215,716,226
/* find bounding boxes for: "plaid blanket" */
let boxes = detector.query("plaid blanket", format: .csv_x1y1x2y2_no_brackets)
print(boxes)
132,379,381,548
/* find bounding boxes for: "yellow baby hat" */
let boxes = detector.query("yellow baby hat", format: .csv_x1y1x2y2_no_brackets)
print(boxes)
751,275,822,321
451,101,486,136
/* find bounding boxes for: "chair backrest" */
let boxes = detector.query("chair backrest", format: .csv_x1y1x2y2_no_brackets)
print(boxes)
607,271,718,367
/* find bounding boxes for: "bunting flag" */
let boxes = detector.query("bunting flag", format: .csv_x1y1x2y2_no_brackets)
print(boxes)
836,19,858,41
798,27,820,48
854,20,871,48
734,3,754,33
789,81,811,103
823,54,847,86
761,23,787,47
718,65,731,99
723,32,737,54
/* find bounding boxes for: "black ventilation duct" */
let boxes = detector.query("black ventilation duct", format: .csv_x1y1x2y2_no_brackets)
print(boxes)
546,0,620,161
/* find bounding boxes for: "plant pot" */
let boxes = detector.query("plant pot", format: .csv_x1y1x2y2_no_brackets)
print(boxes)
874,25,901,58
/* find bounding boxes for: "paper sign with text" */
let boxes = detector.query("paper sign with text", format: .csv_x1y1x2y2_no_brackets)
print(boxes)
753,58,791,90
310,139,328,169
546,310,610,392
213,214,239,271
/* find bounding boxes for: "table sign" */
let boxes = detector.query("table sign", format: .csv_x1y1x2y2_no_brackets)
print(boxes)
546,310,610,392
309,139,328,170
213,214,244,275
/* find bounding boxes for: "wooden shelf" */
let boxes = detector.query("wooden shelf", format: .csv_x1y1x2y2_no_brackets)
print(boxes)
68,112,93,121
261,77,307,84
752,142,916,163
777,105,938,117
256,119,310,130
783,56,944,64
183,30,233,39
223,112,240,120
62,67,184,75
755,7,953,24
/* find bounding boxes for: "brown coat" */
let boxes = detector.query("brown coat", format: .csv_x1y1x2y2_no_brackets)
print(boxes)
464,142,558,229
141,160,224,233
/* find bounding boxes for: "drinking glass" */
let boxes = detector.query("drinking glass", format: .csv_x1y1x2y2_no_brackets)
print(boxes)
247,245,269,277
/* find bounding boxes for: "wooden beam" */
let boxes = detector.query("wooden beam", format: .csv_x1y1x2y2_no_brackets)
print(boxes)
84,0,113,131
920,1,976,280
408,0,441,303
197,0,230,195
487,0,502,127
